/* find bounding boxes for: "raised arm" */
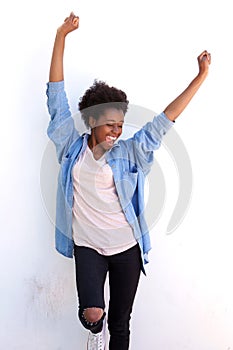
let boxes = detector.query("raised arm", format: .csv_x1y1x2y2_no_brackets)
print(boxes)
49,12,79,82
47,12,80,163
164,50,211,121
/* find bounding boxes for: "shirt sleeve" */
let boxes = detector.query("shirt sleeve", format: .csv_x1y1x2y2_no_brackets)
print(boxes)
129,112,174,173
46,81,80,164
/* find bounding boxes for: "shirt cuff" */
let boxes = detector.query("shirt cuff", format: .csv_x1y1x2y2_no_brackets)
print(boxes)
157,111,175,132
46,80,65,92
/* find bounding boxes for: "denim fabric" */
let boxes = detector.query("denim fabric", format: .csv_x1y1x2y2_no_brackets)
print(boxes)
74,244,141,349
46,81,174,273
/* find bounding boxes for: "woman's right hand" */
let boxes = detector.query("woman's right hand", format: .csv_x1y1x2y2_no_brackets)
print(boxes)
57,12,79,36
49,12,79,82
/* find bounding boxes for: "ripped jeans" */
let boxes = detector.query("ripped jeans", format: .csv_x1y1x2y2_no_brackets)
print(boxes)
74,244,142,350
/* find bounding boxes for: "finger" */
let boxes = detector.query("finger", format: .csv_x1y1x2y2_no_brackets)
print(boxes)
207,52,211,64
200,50,208,61
64,12,73,22
73,17,79,26
69,11,76,21
201,50,207,57
203,51,211,63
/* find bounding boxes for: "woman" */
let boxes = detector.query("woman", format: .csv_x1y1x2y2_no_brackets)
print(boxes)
46,12,211,350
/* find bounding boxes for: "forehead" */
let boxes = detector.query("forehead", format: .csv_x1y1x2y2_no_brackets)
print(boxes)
99,108,125,123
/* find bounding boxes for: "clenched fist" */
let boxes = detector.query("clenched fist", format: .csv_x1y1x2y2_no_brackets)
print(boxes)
57,12,79,36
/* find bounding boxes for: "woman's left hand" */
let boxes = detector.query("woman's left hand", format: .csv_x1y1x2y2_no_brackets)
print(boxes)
197,50,211,77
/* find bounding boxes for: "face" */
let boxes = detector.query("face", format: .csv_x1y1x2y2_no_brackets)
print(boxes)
89,108,125,150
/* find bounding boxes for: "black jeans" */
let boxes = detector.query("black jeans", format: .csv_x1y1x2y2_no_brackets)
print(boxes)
74,244,141,350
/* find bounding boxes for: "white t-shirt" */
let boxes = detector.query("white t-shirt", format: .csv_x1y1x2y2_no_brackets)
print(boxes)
72,145,137,255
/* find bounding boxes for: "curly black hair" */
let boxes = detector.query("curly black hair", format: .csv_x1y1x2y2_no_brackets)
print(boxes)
78,80,129,128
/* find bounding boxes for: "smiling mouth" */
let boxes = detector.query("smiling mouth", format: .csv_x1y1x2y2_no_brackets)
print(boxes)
106,136,117,144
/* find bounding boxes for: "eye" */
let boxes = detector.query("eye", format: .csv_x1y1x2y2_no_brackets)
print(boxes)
106,123,123,129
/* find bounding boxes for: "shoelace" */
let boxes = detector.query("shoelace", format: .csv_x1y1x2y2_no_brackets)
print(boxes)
88,332,104,350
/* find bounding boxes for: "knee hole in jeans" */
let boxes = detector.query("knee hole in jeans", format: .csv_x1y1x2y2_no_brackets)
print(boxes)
83,307,104,325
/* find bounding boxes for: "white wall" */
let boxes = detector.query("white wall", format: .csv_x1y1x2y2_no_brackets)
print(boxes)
1,0,233,349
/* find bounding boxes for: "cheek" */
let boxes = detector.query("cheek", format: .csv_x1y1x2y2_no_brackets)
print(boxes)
95,126,109,139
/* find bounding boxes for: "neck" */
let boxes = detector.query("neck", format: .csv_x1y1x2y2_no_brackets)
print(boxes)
88,136,105,160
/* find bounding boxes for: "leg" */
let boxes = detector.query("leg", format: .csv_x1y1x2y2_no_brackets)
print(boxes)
107,244,142,350
74,245,108,334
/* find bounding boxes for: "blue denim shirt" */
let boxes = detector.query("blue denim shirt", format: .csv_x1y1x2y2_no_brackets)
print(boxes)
46,81,174,273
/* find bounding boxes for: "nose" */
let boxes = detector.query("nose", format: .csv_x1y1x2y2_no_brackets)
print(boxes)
112,124,120,134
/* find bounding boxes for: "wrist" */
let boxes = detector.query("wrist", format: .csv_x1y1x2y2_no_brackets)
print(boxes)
198,69,209,79
56,27,68,38
195,71,208,85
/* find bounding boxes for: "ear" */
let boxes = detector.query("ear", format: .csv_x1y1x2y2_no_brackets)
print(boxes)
89,116,96,129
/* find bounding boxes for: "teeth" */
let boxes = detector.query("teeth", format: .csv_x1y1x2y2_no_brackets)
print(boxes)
106,135,117,144
106,136,116,141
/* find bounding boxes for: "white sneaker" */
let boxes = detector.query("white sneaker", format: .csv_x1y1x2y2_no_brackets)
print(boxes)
87,318,107,350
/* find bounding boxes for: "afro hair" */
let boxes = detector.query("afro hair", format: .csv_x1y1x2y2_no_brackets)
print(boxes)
78,80,129,128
